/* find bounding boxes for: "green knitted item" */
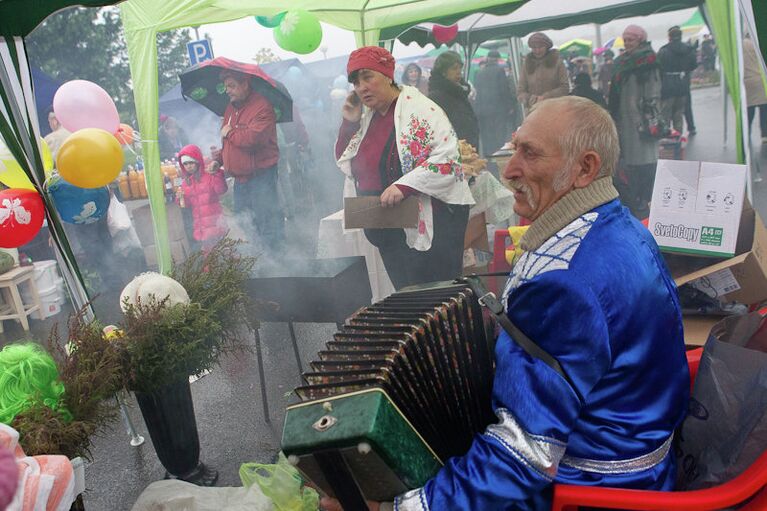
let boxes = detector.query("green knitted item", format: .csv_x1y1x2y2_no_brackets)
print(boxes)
0,343,72,424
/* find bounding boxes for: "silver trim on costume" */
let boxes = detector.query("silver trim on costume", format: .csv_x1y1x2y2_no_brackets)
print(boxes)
394,488,429,511
485,408,567,480
502,212,598,311
560,435,674,474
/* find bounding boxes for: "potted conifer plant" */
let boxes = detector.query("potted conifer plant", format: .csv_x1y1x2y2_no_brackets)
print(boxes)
117,238,256,486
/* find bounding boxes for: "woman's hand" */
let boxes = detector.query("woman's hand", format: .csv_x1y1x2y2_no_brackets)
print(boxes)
342,92,363,123
205,161,220,174
380,184,405,208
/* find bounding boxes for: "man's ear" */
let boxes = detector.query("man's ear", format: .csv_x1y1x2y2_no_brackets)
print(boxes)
573,150,602,188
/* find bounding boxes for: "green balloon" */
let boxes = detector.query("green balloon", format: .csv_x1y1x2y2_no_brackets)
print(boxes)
274,10,322,55
255,12,285,28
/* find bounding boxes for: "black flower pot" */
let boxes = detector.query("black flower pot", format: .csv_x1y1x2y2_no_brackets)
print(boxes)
135,379,218,486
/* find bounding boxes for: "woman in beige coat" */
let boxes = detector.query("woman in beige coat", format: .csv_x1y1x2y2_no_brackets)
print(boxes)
743,35,767,143
517,32,569,112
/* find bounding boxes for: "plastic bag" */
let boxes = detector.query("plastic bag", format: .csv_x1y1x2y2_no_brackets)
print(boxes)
107,194,132,236
131,480,274,511
240,453,319,511
676,309,767,490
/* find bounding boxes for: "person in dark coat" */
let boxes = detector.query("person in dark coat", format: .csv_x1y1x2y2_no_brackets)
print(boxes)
428,51,480,150
658,26,697,133
474,50,513,156
571,72,607,108
701,34,716,71
158,115,189,161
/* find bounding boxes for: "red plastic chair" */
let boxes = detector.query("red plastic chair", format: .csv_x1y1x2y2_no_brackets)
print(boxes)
487,229,514,294
551,348,767,511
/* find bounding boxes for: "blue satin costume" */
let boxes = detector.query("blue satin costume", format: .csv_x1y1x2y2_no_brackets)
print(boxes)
394,199,690,511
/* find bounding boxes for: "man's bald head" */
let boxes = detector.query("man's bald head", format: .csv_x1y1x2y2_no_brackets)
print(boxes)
530,97,619,180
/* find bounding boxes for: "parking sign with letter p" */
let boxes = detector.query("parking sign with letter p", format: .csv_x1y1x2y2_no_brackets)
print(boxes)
187,40,213,66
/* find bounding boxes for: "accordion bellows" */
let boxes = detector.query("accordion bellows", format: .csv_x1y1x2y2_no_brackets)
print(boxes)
282,282,496,502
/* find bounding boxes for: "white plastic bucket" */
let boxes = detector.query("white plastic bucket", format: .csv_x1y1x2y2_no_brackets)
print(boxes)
38,284,63,319
34,260,59,290
21,260,60,303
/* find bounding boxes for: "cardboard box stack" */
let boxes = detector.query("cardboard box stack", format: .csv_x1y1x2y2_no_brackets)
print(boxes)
648,160,767,345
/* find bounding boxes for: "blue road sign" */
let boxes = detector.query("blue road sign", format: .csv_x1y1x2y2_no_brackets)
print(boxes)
187,39,213,66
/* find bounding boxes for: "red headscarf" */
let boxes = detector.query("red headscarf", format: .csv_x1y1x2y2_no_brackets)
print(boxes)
347,46,396,81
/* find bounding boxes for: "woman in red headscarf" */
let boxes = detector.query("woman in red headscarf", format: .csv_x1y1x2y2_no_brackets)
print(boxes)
334,46,475,290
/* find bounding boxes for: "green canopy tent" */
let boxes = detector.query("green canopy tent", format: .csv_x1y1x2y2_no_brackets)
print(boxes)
0,0,121,314
559,38,593,58
392,0,703,48
118,0,529,272
681,8,705,31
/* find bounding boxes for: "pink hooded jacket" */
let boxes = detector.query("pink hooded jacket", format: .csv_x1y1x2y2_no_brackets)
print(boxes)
177,144,228,243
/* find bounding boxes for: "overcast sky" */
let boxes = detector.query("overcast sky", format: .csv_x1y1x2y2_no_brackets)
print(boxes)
199,18,428,63
199,8,698,65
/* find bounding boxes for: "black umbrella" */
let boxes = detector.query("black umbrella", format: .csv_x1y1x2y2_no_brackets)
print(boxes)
179,56,293,123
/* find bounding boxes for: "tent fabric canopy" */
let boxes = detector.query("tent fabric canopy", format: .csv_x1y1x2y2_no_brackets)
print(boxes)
0,35,96,315
682,9,705,29
0,1,119,37
393,0,702,48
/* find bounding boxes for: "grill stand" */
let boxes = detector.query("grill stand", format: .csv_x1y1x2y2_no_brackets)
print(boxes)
253,320,305,423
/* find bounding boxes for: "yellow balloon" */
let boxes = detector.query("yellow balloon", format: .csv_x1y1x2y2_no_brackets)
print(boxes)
40,138,54,178
0,137,56,188
56,128,124,189
0,159,34,190
0,138,34,190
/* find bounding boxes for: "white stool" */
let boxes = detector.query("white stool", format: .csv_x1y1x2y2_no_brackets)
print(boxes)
0,266,42,333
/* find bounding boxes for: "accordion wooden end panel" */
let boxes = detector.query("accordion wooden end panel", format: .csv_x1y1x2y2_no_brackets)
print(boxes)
281,282,496,502
282,389,442,500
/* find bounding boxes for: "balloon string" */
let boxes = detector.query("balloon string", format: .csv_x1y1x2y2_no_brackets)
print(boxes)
123,142,139,157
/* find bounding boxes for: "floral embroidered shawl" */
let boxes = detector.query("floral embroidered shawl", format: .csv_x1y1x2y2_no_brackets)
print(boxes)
337,85,474,251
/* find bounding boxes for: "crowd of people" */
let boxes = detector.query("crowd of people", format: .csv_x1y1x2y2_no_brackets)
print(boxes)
137,22,725,269
388,27,714,226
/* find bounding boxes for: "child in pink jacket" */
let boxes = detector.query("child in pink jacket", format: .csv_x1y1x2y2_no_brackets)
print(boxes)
176,144,228,250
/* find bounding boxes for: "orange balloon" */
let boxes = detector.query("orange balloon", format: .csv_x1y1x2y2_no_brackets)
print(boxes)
56,128,124,189
115,123,135,145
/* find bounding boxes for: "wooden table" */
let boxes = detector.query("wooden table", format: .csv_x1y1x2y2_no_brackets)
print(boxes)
0,265,42,333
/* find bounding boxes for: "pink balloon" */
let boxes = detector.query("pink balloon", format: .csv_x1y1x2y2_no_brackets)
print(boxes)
53,80,120,133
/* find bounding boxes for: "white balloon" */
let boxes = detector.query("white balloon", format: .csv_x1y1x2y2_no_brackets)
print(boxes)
120,272,190,312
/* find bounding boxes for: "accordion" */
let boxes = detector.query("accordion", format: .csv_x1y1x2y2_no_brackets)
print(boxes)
281,281,496,507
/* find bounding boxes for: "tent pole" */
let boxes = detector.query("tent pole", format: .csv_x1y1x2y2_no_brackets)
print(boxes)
734,0,753,202
722,66,727,147
594,24,603,49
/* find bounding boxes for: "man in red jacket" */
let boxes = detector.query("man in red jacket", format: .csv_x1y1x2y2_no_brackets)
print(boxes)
215,69,284,256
